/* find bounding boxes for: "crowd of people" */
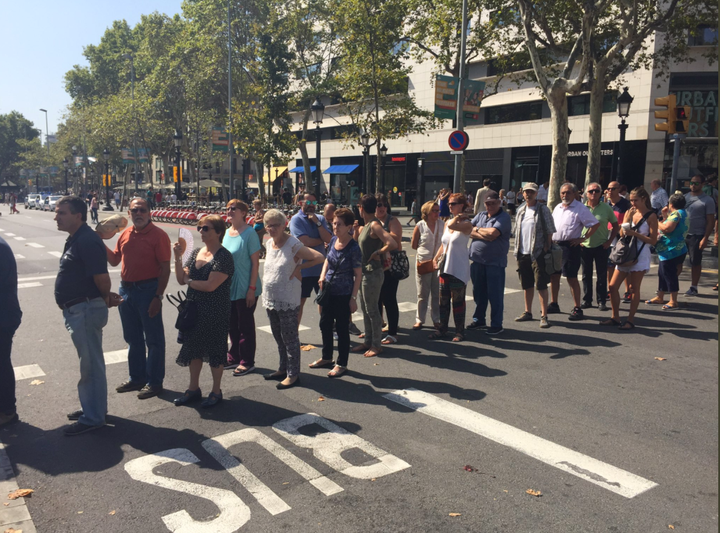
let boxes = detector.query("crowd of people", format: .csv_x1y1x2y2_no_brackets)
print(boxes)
0,173,716,434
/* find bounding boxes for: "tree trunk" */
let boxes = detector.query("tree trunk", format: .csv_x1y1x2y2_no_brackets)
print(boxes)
584,66,607,189
299,141,312,195
547,89,570,211
375,138,382,195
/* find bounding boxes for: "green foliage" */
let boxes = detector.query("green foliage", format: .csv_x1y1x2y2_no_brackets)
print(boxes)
0,112,40,183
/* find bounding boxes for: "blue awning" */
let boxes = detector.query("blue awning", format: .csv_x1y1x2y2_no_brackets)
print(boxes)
323,164,359,175
288,166,316,173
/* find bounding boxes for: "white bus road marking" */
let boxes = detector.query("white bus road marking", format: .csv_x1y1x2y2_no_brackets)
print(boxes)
383,388,658,499
104,349,127,365
13,237,25,241
17,282,42,289
258,325,310,334
48,251,63,258
14,364,46,381
26,243,44,248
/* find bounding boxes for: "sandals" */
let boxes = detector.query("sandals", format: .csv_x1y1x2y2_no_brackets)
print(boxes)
662,304,679,310
363,348,382,358
645,297,666,305
428,330,446,340
350,344,371,353
600,318,622,326
381,335,397,345
328,365,347,378
309,359,335,369
618,321,635,330
452,334,464,342
412,323,423,330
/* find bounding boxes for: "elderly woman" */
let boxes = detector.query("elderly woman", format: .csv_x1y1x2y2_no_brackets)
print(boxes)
172,215,235,408
262,209,324,389
223,200,262,375
602,187,658,330
309,208,362,378
375,193,404,345
411,201,442,330
430,193,472,341
646,193,689,309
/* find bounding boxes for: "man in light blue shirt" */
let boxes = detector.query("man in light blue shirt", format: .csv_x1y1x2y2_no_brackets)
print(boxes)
289,192,332,325
650,179,669,215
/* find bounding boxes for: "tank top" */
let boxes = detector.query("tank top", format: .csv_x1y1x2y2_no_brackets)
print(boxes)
416,219,443,262
441,222,471,284
359,220,383,273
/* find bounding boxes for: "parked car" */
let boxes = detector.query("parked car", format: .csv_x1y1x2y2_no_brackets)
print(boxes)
25,194,43,209
43,195,63,212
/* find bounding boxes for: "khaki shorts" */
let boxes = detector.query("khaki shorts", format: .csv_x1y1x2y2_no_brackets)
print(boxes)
517,253,550,291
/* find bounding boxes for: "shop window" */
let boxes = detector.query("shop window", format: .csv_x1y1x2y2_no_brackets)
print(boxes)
688,25,718,46
485,101,543,124
568,92,617,116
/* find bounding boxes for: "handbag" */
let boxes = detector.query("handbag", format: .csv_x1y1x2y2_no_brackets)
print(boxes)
536,205,563,275
389,250,410,280
417,260,435,275
167,291,198,344
609,211,652,267
315,247,347,307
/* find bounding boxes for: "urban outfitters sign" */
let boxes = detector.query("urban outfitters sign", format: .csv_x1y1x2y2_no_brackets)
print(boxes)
673,90,718,137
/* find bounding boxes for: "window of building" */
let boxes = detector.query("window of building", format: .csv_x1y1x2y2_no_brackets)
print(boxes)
688,25,718,46
568,92,617,116
485,101,543,124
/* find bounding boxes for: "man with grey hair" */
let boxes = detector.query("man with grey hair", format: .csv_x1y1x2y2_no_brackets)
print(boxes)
548,183,599,320
650,179,669,216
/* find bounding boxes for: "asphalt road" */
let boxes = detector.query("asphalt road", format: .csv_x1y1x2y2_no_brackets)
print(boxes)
1,206,718,533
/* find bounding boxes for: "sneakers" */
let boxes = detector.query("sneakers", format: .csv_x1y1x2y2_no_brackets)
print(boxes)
0,412,19,428
515,312,533,322
539,316,550,328
546,302,561,314
137,385,163,399
467,321,486,330
67,409,83,421
115,380,145,393
485,327,504,335
580,301,594,309
622,291,632,303
348,322,362,336
64,421,105,436
685,287,699,297
598,302,609,311
333,332,339,341
568,307,584,321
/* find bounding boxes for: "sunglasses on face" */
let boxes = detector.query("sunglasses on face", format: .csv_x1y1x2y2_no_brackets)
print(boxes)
130,208,148,214
376,203,387,208
606,187,618,191
690,181,702,185
197,226,213,232
305,200,318,205
448,202,462,206
587,190,601,194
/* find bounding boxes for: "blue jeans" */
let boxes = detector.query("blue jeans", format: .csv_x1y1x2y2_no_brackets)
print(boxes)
471,262,505,328
118,280,166,387
63,298,108,426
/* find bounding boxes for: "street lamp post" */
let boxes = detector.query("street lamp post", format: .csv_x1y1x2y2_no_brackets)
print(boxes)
360,131,377,194
174,130,182,200
39,109,50,191
615,87,634,184
102,148,113,211
63,158,69,195
379,144,388,194
71,146,77,195
311,98,325,196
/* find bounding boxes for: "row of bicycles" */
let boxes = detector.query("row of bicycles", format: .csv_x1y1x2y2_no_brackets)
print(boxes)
150,203,300,228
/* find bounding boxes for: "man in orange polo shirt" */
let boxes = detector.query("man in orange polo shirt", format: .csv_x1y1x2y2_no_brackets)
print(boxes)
102,198,171,399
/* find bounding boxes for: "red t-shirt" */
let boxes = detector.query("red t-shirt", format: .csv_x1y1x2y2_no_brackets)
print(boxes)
112,222,171,281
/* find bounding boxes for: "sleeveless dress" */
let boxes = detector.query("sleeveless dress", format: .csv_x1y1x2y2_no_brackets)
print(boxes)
617,215,651,273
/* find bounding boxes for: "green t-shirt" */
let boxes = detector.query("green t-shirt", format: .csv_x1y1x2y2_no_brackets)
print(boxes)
222,226,262,301
582,201,617,248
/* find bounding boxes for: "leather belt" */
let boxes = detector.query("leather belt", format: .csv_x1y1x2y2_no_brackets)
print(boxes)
121,277,158,288
59,297,90,310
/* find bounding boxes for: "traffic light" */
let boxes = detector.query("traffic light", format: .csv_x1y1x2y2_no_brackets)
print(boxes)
674,104,691,134
173,166,178,183
654,94,677,133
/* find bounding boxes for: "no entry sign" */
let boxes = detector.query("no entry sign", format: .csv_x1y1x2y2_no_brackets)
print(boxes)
448,130,469,151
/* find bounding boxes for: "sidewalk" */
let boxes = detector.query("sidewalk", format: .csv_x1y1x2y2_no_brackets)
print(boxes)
0,440,37,533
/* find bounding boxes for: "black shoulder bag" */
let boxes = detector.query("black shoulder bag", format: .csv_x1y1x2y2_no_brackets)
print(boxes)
315,249,346,307
167,291,198,344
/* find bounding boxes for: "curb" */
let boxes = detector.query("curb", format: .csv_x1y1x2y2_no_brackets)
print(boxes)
0,440,37,533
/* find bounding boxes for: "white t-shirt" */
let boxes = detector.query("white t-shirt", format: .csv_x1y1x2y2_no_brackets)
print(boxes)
506,191,516,205
520,205,537,255
537,185,548,203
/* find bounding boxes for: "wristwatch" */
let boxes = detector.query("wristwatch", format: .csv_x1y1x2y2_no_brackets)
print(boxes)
315,220,322,227
351,295,357,300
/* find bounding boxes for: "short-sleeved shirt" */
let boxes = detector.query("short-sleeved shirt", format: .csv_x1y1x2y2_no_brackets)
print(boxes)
552,200,599,241
324,237,362,296
610,197,632,225
651,187,669,211
289,210,330,277
55,224,109,307
0,236,22,329
537,185,549,203
113,222,171,282
684,192,715,235
469,209,512,268
223,226,262,301
582,202,617,248
656,209,689,261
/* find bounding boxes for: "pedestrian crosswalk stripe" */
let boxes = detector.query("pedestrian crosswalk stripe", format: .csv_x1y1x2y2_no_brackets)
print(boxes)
48,251,62,258
397,302,416,313
258,325,310,334
14,254,24,259
5,233,15,237
13,237,25,241
26,243,44,248
104,349,127,365
18,282,42,289
14,364,46,381
384,388,658,499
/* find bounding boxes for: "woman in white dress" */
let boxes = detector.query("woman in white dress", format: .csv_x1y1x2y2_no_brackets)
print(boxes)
602,187,658,330
411,201,443,330
261,209,324,388
430,194,473,341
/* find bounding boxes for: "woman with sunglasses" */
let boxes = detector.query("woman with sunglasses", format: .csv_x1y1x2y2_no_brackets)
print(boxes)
374,193,404,345
430,193,472,341
411,201,442,330
601,187,658,330
223,200,262,376
262,209,324,389
172,215,235,407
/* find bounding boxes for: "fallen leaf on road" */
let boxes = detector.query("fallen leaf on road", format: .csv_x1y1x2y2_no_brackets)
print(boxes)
109,510,116,515
373,363,379,366
668,526,674,530
503,490,508,493
463,465,475,472
448,513,461,517
300,344,316,351
7,489,33,500
318,396,325,402
29,380,44,386
371,478,376,482
282,482,289,485
5,528,22,533
77,511,83,514
3,502,8,506
654,357,667,361
526,489,542,497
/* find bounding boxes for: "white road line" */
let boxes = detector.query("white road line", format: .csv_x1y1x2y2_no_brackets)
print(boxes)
397,302,417,313
104,349,127,365
5,233,15,237
258,325,310,334
14,364,46,381
14,254,25,260
17,269,121,283
17,282,42,289
48,251,63,258
13,237,25,241
384,389,657,499
26,243,44,248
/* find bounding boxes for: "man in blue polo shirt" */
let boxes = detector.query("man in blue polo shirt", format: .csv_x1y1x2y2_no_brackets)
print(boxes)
54,196,115,436
289,192,332,325
467,191,512,335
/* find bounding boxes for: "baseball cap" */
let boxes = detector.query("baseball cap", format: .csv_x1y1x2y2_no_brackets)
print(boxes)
523,183,539,192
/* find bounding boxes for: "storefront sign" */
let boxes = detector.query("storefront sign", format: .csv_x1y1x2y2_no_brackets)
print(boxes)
568,149,614,157
391,157,406,162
